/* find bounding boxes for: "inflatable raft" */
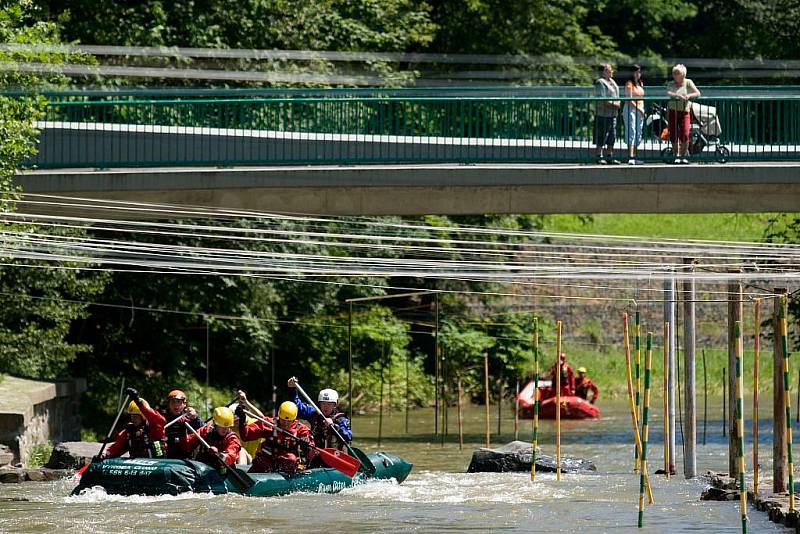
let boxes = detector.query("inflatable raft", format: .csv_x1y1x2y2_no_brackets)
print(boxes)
73,452,412,497
517,381,600,420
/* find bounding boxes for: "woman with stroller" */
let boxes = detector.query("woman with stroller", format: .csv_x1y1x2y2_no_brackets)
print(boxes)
666,64,701,164
623,65,645,165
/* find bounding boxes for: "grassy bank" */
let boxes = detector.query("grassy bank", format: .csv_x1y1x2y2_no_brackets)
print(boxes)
543,213,787,242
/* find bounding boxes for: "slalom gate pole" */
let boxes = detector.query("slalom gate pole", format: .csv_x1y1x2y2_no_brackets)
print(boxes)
780,296,795,512
624,313,653,501
753,298,760,498
735,320,748,533
531,316,539,482
638,332,654,528
664,321,670,480
635,310,642,472
556,319,562,482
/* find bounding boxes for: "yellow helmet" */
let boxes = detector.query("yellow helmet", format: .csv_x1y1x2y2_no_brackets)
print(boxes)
212,406,234,428
126,399,146,416
278,401,298,422
577,367,587,375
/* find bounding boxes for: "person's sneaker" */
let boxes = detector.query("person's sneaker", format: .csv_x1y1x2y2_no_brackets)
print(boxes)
609,159,622,165
673,158,681,164
628,159,636,165
681,158,690,164
597,158,608,165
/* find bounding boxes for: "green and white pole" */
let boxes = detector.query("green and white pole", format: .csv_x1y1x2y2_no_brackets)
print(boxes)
735,320,748,533
531,316,539,483
635,310,642,473
780,297,795,512
638,332,653,528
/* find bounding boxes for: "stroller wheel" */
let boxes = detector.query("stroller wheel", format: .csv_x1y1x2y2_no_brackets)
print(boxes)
715,146,730,164
661,147,673,163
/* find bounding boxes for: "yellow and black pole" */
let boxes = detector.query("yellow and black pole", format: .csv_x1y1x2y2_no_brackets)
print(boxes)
624,313,653,502
735,320,748,533
780,296,795,512
638,332,654,528
531,316,540,482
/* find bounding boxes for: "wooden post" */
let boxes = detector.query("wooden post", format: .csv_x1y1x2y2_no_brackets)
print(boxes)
405,352,410,434
515,378,520,441
484,351,490,448
556,320,562,482
378,343,385,448
780,296,795,511
703,349,708,446
635,310,642,472
735,321,748,532
665,278,677,474
723,367,727,437
728,280,743,477
753,299,760,498
638,332,654,528
664,321,670,479
683,262,697,478
497,379,503,436
348,302,353,424
457,376,464,450
531,317,539,482
774,288,788,494
434,293,439,436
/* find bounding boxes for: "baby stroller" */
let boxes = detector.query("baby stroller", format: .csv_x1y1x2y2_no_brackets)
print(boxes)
646,102,730,163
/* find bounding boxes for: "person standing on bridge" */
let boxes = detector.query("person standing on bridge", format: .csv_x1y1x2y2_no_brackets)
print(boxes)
594,63,621,165
667,64,701,164
623,65,645,165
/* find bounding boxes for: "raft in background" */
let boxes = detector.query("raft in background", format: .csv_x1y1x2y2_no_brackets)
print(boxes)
73,452,412,497
517,381,601,420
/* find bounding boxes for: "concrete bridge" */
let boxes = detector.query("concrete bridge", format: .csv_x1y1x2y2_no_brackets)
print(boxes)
17,162,800,215
12,90,800,215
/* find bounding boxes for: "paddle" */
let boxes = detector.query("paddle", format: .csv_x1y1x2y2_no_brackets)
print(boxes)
242,409,360,478
184,422,256,491
293,382,377,476
76,393,130,476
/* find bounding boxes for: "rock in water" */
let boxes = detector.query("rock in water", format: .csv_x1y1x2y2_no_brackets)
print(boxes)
46,442,101,470
467,440,596,473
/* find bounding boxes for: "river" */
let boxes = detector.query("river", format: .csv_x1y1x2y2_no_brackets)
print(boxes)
0,400,786,532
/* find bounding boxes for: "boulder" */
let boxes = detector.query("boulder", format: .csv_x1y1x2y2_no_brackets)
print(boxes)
0,444,13,467
24,469,47,482
467,440,596,474
0,468,25,483
46,441,100,470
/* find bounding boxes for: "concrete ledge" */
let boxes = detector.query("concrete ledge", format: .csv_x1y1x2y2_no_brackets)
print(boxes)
15,162,800,215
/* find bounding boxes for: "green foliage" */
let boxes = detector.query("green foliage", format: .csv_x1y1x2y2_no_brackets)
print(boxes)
27,441,53,467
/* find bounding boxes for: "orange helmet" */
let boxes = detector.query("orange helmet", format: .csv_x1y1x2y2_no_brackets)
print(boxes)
167,389,187,401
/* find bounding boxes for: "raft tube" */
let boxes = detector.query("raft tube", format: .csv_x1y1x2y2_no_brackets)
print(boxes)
73,452,412,497
517,381,600,420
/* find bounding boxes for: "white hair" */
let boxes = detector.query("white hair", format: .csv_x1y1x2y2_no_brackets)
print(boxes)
672,64,687,76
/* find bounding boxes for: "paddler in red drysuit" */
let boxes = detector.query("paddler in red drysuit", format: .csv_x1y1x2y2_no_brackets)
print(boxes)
182,406,241,467
547,352,575,397
236,401,314,473
97,388,167,460
575,367,600,404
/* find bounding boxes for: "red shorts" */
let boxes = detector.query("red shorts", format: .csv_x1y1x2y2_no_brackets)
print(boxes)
668,109,690,144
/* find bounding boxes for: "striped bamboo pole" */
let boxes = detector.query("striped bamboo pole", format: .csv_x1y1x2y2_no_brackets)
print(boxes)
664,321,670,480
556,319,562,482
635,310,642,473
780,296,795,511
753,299,760,498
638,332,654,528
624,314,653,502
531,316,539,482
735,320,748,533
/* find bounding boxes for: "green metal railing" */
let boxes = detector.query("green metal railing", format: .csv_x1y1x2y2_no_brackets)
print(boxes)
28,93,800,168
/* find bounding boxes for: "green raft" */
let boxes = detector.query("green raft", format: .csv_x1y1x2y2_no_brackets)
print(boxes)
72,452,412,497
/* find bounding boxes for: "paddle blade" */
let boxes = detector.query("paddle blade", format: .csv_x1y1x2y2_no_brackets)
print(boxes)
349,447,377,476
226,466,256,491
317,448,360,478
75,463,89,476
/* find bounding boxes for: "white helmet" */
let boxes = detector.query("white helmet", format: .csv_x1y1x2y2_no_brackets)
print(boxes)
318,388,339,403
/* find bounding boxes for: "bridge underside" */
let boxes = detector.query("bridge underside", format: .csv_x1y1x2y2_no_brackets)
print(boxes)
14,163,800,217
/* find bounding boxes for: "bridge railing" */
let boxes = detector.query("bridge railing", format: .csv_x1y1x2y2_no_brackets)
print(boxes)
29,94,800,168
